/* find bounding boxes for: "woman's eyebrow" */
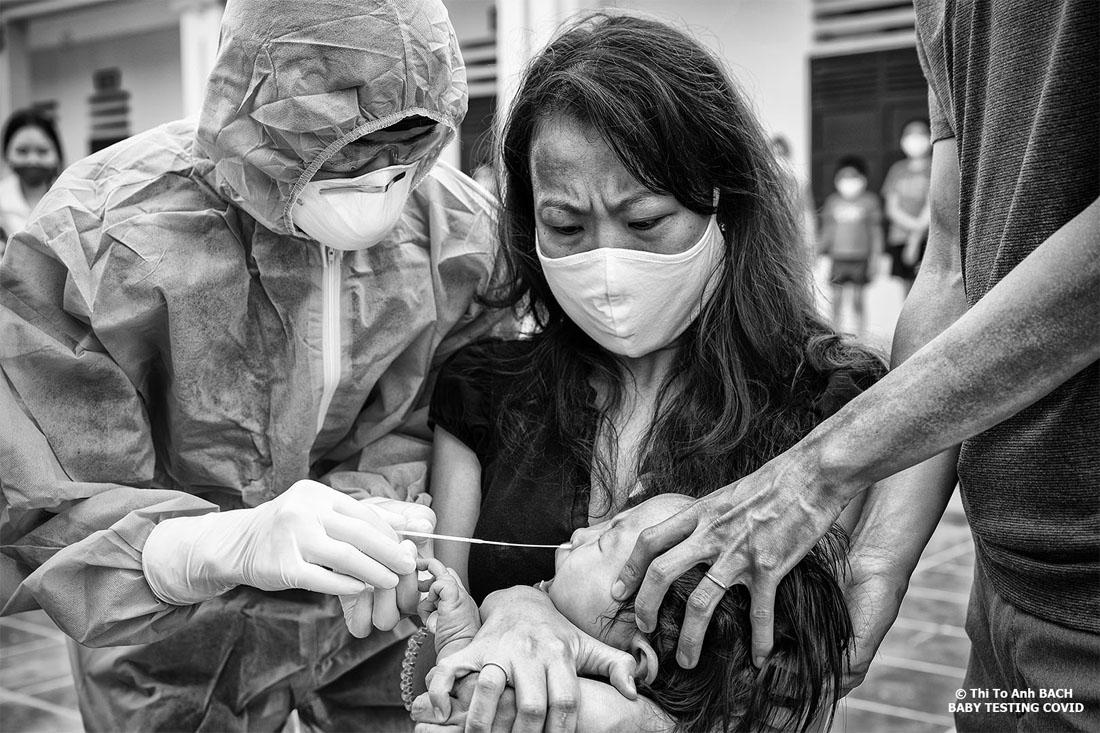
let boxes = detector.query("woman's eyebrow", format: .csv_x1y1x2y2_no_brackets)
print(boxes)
610,192,662,213
537,198,586,215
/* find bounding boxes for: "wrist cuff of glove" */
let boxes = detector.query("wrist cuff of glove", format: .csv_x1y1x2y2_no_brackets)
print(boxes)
142,514,237,606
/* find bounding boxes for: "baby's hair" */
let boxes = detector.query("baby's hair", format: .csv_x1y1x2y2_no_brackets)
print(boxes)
606,527,852,732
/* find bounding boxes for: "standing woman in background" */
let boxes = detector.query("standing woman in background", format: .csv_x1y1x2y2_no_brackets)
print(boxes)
0,109,63,252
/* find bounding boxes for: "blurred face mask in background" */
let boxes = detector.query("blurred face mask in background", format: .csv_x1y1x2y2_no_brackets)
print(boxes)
293,162,417,251
12,165,56,187
901,133,931,159
835,176,867,199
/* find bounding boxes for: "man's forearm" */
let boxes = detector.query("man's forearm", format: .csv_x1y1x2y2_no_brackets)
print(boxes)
807,195,1099,495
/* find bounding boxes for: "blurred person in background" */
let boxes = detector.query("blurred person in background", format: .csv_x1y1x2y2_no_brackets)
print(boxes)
817,156,883,336
881,118,932,296
770,134,817,248
0,109,63,253
0,0,524,730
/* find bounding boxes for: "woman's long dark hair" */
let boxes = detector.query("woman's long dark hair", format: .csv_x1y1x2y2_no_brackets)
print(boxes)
480,12,884,509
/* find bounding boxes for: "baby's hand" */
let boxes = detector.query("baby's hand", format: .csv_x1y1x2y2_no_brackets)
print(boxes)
417,558,481,654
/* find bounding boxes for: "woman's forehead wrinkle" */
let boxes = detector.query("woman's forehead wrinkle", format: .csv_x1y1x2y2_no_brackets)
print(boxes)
532,145,646,215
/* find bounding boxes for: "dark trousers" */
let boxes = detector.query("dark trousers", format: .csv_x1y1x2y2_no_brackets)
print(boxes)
957,561,1100,732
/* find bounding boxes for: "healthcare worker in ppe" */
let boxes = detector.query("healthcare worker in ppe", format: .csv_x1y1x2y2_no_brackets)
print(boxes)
0,0,508,729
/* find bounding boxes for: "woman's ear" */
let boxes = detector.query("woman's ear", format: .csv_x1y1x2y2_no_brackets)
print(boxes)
629,631,659,685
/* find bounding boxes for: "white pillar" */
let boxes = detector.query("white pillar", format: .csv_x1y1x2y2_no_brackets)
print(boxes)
176,0,223,118
0,18,32,153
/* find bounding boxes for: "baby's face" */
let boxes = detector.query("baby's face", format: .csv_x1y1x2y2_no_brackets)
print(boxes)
547,493,694,649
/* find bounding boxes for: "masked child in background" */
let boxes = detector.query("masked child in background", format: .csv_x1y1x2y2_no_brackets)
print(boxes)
408,493,853,732
881,119,933,295
818,156,884,336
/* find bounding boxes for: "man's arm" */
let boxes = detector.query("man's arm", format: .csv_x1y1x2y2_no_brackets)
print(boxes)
614,139,1099,667
841,137,966,692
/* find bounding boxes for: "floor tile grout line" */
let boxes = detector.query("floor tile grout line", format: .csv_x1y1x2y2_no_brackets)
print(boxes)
841,696,955,727
0,616,66,640
0,635,66,657
10,674,77,697
874,653,967,678
0,687,84,722
914,540,975,573
904,585,971,604
889,615,969,639
926,563,977,579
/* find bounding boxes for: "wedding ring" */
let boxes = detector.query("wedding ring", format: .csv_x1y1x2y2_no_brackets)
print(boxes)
482,662,510,685
704,570,730,591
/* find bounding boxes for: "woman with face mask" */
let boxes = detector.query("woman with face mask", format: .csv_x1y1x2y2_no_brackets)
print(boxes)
0,109,62,253
412,12,888,732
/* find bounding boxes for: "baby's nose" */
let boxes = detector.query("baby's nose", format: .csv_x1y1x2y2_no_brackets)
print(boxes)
569,526,597,547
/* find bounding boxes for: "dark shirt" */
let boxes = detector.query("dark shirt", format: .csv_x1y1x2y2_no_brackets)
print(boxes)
429,339,876,603
916,0,1099,632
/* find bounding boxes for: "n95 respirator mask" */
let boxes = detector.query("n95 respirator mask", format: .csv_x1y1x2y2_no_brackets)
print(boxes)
293,162,417,251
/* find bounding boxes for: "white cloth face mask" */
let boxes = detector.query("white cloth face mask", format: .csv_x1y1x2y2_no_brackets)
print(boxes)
901,133,931,159
836,179,867,198
293,162,417,251
536,216,726,358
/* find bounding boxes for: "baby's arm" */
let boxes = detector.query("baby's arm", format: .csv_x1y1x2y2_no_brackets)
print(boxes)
417,557,481,658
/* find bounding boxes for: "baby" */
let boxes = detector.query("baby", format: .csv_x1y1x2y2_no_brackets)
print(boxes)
413,493,853,732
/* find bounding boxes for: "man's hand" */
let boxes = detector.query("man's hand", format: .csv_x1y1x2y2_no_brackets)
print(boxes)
425,586,637,733
611,451,858,669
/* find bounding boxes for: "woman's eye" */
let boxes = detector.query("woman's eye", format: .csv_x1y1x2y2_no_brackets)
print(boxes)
630,216,665,231
552,225,582,235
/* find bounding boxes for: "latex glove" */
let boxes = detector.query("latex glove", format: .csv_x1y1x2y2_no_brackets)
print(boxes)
142,479,416,605
339,496,437,637
426,586,638,733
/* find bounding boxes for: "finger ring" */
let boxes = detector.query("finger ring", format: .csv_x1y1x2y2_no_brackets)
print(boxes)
704,570,730,591
481,662,510,685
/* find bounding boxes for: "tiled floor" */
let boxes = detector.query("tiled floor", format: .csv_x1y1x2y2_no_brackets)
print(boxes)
0,610,83,733
837,492,973,733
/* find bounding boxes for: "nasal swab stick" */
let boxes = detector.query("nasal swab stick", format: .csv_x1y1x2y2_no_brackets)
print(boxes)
397,530,569,550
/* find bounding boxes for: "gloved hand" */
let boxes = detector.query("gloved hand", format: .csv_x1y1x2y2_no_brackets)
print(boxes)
142,480,420,606
338,496,436,637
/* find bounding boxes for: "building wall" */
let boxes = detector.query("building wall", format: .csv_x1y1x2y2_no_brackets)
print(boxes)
30,26,183,163
609,0,813,176
7,0,812,174
447,0,495,41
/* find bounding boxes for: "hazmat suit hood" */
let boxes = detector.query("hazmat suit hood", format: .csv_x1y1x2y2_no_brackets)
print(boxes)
195,0,467,236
